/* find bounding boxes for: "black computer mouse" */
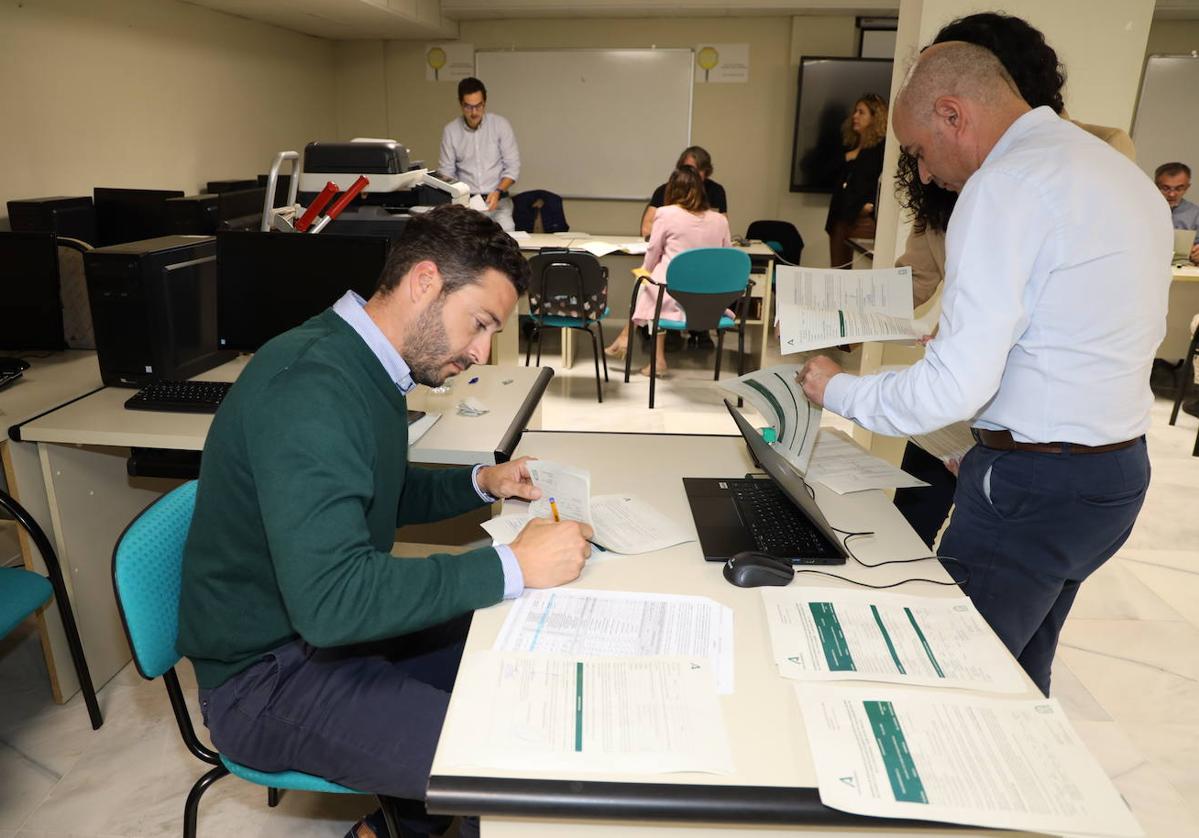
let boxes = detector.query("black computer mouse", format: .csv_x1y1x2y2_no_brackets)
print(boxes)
723,551,794,587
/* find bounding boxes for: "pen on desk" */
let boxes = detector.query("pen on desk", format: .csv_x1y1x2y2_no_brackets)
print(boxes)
549,497,560,522
468,376,479,384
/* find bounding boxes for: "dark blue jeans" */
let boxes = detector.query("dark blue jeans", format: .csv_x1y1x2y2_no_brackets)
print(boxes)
198,613,474,836
939,439,1149,696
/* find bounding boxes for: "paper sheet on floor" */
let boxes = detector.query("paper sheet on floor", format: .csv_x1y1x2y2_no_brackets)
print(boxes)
804,430,927,494
909,421,975,464
761,587,1025,693
796,684,1143,837
718,364,822,473
774,266,921,353
439,652,734,775
494,587,735,693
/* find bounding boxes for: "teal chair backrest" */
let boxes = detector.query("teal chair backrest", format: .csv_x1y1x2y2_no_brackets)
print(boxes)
665,247,751,295
112,481,198,680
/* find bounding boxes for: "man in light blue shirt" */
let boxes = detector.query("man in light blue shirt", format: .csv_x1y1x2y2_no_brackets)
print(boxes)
798,43,1170,696
439,77,521,232
1155,161,1199,263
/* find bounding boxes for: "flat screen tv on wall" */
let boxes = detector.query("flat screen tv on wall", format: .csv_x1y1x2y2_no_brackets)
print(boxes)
790,57,894,193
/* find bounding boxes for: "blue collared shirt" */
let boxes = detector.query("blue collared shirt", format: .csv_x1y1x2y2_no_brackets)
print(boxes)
1172,198,1199,242
438,113,521,194
332,291,524,598
826,107,1172,445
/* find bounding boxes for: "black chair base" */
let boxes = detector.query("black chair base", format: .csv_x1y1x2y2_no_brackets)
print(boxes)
525,322,609,403
1169,326,1199,426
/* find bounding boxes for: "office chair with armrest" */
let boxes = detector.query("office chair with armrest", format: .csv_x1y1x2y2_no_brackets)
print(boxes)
624,248,752,409
0,488,103,729
111,481,419,838
746,220,804,266
526,250,610,403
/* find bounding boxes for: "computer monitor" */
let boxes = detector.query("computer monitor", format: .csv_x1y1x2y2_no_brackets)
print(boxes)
0,231,65,350
93,187,185,246
217,188,267,225
216,231,390,351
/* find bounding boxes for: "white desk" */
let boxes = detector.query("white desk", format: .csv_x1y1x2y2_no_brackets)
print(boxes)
514,234,778,371
14,359,552,700
427,431,1042,836
1,351,102,703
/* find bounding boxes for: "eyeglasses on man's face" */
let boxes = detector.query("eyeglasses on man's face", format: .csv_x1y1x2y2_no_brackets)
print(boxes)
1157,183,1190,194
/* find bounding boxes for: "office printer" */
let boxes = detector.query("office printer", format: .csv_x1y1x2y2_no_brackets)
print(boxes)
297,139,469,238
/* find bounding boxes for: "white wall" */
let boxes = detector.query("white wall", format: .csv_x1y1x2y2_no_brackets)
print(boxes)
0,0,338,221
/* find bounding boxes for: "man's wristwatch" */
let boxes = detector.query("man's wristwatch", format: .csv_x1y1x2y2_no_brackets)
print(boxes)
495,190,509,199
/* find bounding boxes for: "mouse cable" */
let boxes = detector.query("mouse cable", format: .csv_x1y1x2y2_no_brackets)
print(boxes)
788,525,971,590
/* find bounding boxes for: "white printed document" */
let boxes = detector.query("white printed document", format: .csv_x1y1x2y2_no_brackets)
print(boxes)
494,588,735,693
775,266,921,353
796,684,1143,836
910,422,975,464
513,461,692,555
468,194,489,212
761,587,1025,693
718,364,822,474
439,652,734,775
805,430,927,494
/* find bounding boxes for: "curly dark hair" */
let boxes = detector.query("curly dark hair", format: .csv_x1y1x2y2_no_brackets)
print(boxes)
375,204,530,297
895,13,1067,233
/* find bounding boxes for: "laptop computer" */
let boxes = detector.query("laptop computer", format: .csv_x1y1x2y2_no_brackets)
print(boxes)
1174,228,1196,266
683,400,847,565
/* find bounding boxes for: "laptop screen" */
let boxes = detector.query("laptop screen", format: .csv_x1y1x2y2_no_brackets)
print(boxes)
723,399,845,551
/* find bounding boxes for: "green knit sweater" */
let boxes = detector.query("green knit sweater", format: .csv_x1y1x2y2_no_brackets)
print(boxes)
177,310,503,689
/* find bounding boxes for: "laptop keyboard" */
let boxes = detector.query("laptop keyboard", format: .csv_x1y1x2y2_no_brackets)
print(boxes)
728,479,842,562
124,380,232,414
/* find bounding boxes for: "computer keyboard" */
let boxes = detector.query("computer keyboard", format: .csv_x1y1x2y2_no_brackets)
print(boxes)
728,479,841,562
124,380,233,414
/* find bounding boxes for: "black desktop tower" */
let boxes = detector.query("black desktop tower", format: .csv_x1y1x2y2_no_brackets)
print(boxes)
165,194,220,235
7,196,98,245
84,235,232,387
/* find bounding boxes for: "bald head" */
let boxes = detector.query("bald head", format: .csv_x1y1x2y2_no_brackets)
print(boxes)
892,41,1032,193
897,41,1024,115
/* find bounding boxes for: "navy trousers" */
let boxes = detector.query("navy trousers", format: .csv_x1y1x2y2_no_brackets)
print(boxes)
198,613,474,836
939,439,1150,696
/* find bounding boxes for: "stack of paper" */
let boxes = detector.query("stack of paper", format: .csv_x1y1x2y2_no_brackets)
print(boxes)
805,430,927,494
494,588,735,693
482,460,693,555
775,266,922,353
909,421,975,464
718,364,822,474
760,587,1025,693
438,652,734,775
796,684,1143,836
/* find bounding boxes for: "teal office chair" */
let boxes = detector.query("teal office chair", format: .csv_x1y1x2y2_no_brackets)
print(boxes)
624,247,752,408
525,250,611,402
0,488,103,729
111,481,413,838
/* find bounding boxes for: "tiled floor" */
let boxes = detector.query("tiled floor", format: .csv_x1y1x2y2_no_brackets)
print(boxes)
2,340,1197,837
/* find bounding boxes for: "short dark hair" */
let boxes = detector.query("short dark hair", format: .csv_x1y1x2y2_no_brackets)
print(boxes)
458,77,487,103
663,166,710,213
676,146,713,178
895,13,1067,234
1156,162,1192,180
374,204,529,298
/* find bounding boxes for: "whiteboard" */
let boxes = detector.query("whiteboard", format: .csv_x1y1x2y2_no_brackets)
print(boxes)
1131,54,1199,179
475,49,693,200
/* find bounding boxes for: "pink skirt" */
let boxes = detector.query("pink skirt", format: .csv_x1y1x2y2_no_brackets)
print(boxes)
630,283,685,325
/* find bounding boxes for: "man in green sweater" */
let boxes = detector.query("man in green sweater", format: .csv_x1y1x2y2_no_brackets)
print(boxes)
177,205,591,838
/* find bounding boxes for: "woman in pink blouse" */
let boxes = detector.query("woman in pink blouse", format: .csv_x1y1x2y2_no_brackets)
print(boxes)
604,166,732,375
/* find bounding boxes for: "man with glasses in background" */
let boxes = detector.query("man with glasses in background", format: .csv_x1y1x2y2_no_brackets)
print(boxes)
1156,162,1199,264
440,77,521,232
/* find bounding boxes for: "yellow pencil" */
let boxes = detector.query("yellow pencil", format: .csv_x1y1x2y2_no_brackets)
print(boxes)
549,497,560,522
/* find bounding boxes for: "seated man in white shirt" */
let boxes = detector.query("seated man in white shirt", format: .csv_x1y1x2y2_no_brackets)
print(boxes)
439,77,521,232
798,42,1170,697
1155,162,1199,264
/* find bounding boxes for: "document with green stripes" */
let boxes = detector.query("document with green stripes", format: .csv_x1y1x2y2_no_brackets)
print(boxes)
760,587,1025,693
796,684,1142,836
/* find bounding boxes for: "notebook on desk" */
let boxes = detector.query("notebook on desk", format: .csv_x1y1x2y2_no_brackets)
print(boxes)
683,400,847,566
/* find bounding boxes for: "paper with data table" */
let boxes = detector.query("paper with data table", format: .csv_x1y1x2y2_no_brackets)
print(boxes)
796,684,1143,836
438,652,734,776
718,364,822,474
761,587,1025,693
775,266,921,353
805,430,927,494
495,588,735,694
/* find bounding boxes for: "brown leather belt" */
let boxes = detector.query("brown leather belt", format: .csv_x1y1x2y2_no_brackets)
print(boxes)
971,428,1140,455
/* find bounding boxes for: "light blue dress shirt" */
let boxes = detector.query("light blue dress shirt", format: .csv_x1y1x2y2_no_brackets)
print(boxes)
438,113,521,194
332,291,524,598
1172,198,1199,243
826,107,1173,445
